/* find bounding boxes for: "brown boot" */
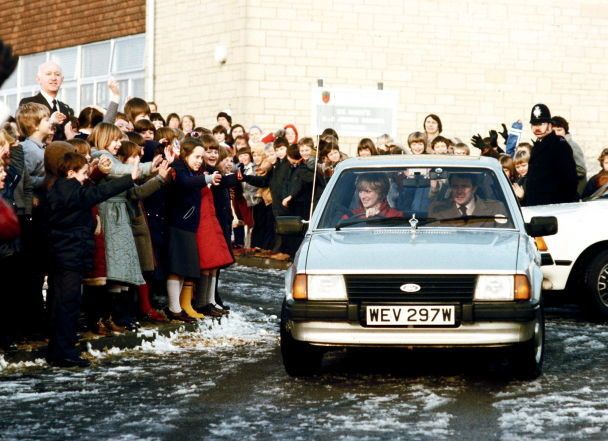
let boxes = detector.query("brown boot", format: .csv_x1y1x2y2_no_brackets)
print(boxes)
104,318,126,334
179,281,205,319
92,319,111,336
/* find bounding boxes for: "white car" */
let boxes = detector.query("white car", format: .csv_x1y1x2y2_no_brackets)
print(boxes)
278,156,557,379
522,189,608,317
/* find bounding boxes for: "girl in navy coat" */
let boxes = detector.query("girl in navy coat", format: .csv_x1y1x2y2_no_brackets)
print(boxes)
165,138,220,322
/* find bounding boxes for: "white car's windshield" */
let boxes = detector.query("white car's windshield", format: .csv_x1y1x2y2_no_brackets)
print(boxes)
317,167,514,229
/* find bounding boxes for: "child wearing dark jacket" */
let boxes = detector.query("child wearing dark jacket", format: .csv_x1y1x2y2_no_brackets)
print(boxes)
45,152,136,367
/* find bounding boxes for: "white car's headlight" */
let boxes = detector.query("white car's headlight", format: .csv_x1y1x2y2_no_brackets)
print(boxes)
475,275,514,301
307,275,347,300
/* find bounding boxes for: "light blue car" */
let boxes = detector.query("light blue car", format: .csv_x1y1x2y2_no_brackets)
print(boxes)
278,155,557,379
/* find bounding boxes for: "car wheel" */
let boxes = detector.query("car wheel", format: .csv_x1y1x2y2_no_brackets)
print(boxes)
280,303,322,377
513,306,544,380
583,249,608,318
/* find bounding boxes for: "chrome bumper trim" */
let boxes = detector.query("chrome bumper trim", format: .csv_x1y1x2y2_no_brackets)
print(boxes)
288,320,535,346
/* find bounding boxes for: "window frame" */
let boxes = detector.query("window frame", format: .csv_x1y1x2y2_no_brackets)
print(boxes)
0,34,146,114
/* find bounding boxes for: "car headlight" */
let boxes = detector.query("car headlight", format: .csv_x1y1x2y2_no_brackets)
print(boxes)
474,275,531,301
475,275,514,301
293,274,347,301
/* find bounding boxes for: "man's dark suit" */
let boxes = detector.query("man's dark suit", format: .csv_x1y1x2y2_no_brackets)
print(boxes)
428,198,511,228
19,93,74,140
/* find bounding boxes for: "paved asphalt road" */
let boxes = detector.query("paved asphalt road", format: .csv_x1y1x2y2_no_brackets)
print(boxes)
1,265,608,440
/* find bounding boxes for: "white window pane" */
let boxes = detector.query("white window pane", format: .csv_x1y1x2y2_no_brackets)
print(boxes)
61,85,77,110
6,94,18,114
20,53,47,87
112,35,145,73
80,84,94,107
82,42,110,77
50,47,78,80
131,78,145,100
116,79,129,108
96,81,109,105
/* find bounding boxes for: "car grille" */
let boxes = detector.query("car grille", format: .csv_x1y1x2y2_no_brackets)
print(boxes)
345,274,476,302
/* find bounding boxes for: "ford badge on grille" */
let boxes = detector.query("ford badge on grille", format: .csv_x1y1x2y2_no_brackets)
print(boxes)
400,283,421,293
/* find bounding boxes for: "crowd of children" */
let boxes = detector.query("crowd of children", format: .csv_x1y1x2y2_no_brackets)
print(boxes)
1,93,607,368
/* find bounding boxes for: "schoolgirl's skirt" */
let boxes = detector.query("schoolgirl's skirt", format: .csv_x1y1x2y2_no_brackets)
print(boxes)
167,226,200,279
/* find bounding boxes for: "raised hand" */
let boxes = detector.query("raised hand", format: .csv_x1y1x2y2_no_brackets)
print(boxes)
131,156,140,181
513,182,524,199
499,123,508,142
50,111,67,125
470,134,484,150
157,160,171,180
163,145,176,164
98,156,112,174
108,78,120,97
489,130,498,147
210,171,221,185
151,154,163,173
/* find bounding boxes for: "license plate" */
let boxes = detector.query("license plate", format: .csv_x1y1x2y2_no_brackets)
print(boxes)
366,305,455,326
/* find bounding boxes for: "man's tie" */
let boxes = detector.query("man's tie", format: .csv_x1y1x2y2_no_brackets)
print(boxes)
458,205,467,216
51,99,58,113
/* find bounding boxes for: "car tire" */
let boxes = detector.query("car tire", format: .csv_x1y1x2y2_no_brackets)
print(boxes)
513,306,544,380
583,249,608,318
280,303,322,377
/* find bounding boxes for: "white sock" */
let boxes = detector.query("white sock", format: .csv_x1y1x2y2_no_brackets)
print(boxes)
207,276,217,305
167,279,183,313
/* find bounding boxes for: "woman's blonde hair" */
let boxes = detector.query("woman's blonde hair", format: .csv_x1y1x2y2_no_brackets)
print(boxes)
0,128,16,147
88,122,123,150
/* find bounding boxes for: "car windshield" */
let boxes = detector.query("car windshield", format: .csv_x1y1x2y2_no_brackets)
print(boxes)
317,167,515,229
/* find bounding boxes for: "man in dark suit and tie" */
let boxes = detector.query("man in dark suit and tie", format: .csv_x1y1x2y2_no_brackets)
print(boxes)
428,173,510,228
19,61,74,140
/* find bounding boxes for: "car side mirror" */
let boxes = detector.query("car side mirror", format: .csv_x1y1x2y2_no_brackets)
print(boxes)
276,216,308,235
525,216,558,237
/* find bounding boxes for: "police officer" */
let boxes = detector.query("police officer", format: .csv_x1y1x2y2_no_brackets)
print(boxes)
523,103,579,206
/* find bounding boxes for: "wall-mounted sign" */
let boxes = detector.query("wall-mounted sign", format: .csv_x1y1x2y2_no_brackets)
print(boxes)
311,87,399,137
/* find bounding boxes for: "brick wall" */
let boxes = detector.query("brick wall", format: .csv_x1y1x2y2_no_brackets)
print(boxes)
146,1,608,172
0,0,145,55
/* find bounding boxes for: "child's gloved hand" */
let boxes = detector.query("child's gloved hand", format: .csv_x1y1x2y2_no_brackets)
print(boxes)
499,123,508,142
470,134,484,150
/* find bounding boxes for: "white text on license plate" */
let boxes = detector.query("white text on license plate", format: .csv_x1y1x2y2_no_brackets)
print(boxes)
366,305,455,326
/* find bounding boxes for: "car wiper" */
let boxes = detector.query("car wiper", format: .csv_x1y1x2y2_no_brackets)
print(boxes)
428,214,510,224
335,215,410,230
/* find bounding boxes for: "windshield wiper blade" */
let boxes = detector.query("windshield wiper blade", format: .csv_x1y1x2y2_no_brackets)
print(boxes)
429,214,510,224
335,215,409,230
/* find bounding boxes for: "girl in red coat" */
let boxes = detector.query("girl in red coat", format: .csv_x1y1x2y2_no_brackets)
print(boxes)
191,135,235,317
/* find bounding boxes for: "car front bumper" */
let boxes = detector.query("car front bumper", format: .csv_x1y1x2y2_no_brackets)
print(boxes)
283,300,540,347
286,320,536,347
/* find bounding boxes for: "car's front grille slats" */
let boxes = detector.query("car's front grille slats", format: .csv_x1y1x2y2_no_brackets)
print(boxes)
345,275,476,302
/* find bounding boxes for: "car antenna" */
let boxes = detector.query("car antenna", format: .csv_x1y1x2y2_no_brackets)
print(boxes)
308,133,322,220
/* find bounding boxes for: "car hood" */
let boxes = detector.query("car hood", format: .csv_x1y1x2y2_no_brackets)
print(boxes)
305,228,521,274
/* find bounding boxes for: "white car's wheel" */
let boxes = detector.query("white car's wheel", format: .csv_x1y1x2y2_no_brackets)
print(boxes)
584,250,608,318
280,303,322,377
513,306,544,380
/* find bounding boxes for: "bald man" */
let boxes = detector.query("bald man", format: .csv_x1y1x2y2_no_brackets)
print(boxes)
19,61,74,140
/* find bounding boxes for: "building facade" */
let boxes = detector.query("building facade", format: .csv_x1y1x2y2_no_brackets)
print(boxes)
2,0,608,167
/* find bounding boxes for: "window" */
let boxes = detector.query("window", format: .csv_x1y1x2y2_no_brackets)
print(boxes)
0,34,145,115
